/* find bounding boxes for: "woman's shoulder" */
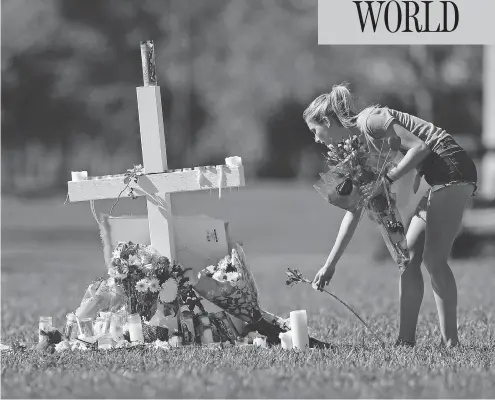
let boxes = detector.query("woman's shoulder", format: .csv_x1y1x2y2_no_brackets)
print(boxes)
357,106,395,138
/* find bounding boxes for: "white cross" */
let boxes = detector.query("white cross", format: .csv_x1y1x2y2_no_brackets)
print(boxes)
67,40,245,262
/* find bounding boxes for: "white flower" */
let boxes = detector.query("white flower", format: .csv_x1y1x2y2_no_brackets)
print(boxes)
128,254,141,266
112,247,122,260
108,267,127,280
136,279,149,293
159,279,178,303
143,263,153,271
218,256,231,271
151,253,161,266
206,265,217,274
148,279,160,293
226,272,240,282
139,252,153,265
212,270,224,282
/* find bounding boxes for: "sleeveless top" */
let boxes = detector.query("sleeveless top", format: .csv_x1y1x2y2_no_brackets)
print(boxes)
356,106,450,155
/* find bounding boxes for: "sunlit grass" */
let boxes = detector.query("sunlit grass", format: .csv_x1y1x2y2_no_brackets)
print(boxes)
2,189,494,398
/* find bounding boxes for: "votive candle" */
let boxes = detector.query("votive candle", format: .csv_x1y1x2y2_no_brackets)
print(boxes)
225,156,242,167
289,310,309,350
110,313,125,342
279,331,293,350
39,316,52,343
128,313,144,343
200,315,214,345
71,171,88,181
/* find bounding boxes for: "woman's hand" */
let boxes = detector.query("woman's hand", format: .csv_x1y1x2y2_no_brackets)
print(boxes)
312,264,336,291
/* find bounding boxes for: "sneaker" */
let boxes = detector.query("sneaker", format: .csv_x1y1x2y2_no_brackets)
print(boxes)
438,338,460,349
395,337,416,348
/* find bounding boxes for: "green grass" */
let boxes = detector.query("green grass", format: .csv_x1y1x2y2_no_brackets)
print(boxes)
2,183,494,398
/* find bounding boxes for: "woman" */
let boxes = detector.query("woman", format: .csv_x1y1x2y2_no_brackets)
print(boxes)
304,83,477,347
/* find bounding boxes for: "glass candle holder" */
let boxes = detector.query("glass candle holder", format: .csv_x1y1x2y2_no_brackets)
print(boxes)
99,312,112,334
93,317,104,336
64,313,79,341
39,316,53,343
98,333,113,350
128,313,144,343
78,317,94,338
110,312,125,342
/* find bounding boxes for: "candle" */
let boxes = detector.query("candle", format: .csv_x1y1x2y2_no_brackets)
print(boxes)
169,334,183,347
71,171,88,182
128,313,144,343
199,315,214,345
279,331,293,350
78,317,94,339
39,316,52,343
63,313,79,341
225,157,242,167
290,310,309,350
110,313,125,342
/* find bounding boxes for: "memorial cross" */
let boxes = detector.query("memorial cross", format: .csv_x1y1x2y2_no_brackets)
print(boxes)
68,40,245,262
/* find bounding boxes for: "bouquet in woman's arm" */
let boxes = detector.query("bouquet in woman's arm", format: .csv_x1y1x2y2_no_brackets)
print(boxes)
313,134,410,272
193,243,330,348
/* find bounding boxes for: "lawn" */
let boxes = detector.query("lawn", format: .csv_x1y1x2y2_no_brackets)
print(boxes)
1,182,494,398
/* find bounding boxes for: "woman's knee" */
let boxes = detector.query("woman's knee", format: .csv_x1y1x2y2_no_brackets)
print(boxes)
422,248,448,274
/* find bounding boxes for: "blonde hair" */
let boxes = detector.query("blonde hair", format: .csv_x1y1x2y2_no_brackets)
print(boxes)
303,82,359,128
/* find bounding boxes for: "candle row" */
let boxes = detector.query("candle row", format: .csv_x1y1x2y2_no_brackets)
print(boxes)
70,157,243,182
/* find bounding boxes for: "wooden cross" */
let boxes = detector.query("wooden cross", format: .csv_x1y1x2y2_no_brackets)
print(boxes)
68,40,245,261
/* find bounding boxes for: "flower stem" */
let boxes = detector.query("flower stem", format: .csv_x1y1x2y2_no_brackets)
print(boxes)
299,278,386,348
320,287,386,348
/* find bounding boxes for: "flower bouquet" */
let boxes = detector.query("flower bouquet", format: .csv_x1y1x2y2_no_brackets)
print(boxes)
109,241,196,322
75,242,200,333
313,134,410,271
194,243,330,347
313,134,378,212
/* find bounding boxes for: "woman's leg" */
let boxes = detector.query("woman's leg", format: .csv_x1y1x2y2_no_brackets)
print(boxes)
398,210,426,344
423,184,474,347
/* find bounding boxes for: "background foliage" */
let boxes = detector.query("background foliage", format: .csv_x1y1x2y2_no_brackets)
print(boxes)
1,0,483,196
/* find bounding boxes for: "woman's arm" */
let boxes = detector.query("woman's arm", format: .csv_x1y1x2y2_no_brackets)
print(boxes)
324,208,363,269
383,122,432,182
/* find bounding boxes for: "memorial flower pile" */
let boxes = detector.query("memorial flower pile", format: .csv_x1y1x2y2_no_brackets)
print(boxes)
31,242,332,352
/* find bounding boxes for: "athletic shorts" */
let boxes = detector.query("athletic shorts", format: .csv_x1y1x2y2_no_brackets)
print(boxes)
415,135,478,213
